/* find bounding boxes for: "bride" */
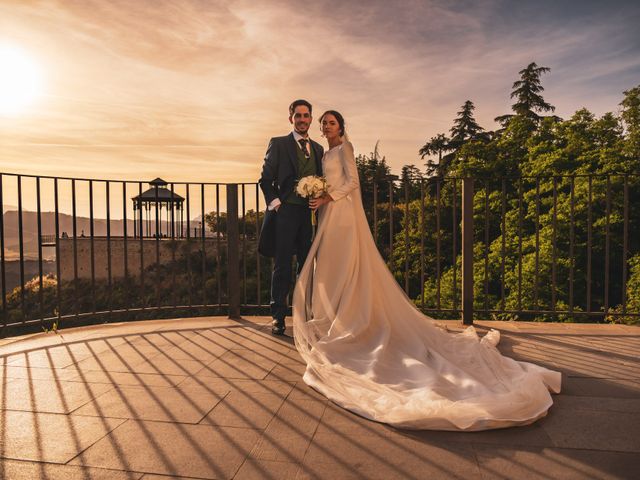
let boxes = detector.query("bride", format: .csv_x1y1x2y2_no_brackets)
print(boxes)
292,110,561,431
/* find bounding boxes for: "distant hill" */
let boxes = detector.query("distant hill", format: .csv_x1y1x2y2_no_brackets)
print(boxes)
2,210,132,260
2,211,175,261
2,209,211,261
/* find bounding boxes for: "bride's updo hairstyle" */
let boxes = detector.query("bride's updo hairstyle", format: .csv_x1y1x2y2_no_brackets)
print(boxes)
319,110,346,137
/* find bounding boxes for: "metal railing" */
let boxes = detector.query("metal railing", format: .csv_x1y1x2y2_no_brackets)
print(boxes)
0,173,259,335
1,171,638,336
369,174,639,324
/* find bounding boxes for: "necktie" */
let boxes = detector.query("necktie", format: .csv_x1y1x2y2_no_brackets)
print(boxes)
298,138,310,159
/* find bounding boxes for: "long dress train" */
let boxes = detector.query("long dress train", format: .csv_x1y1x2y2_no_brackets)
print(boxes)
292,140,561,431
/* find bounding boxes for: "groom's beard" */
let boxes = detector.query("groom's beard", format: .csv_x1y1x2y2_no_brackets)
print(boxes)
294,122,310,135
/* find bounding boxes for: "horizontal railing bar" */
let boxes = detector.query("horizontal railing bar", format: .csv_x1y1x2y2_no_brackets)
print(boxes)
11,304,232,325
0,171,263,186
2,171,640,185
437,173,640,180
5,304,637,332
418,309,459,313
474,309,640,317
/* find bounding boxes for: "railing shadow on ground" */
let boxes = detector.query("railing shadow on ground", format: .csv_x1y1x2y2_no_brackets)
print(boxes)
1,317,638,478
1,320,476,479
3,331,271,478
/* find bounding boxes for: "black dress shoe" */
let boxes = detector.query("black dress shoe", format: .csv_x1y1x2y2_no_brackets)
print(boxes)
271,318,285,335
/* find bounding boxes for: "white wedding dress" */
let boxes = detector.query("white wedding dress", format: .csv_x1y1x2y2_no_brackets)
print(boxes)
292,140,561,431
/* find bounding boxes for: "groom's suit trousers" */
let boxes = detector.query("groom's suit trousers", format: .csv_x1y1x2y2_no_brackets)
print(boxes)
271,202,312,320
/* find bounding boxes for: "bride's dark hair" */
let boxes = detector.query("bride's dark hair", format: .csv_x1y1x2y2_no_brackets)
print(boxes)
319,110,345,136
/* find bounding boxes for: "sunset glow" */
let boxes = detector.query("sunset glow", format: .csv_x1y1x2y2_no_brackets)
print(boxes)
0,44,43,116
0,1,639,182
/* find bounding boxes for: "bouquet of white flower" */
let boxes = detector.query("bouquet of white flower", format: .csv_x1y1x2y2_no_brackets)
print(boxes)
295,175,329,233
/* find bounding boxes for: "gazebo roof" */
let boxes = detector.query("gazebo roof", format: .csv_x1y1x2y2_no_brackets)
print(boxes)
132,178,184,202
149,177,168,187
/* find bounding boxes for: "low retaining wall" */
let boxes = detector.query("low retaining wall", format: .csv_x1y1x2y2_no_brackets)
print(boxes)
58,238,224,280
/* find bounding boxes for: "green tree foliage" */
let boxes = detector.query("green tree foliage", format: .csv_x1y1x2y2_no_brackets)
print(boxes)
204,209,264,239
608,254,640,323
356,141,393,208
620,86,640,159
419,133,451,177
402,76,640,323
401,165,425,199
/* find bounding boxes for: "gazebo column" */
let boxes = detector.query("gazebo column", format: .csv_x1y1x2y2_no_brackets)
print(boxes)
171,202,175,239
147,203,151,237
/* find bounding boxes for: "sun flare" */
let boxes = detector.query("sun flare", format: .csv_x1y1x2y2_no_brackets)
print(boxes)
0,45,43,116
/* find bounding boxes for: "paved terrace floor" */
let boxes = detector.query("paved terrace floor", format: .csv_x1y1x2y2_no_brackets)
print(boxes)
0,317,639,480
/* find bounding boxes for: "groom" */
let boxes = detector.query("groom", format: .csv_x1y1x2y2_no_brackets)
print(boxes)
258,99,324,335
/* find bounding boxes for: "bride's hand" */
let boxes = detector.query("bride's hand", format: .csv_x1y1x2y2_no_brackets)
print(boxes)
309,194,333,210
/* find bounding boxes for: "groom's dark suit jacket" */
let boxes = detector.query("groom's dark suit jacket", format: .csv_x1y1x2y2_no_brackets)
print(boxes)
258,133,324,257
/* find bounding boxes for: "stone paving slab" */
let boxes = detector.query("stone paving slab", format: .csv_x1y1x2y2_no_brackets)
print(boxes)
233,458,300,480
65,370,188,387
0,316,639,479
473,446,640,480
249,397,327,464
202,390,287,430
301,434,482,480
72,383,228,423
1,378,114,414
0,410,125,463
538,407,640,453
561,376,640,398
70,420,261,479
199,349,279,380
0,459,142,480
0,364,79,381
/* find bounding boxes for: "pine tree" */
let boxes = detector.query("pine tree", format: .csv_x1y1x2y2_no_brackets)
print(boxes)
495,62,556,126
450,100,484,147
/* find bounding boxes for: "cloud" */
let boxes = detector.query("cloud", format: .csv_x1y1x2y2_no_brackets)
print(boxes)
1,0,639,183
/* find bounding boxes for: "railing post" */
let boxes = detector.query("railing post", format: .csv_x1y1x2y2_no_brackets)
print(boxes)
226,184,241,319
462,177,474,325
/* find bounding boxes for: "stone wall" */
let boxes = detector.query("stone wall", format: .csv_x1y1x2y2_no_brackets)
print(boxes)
58,238,223,281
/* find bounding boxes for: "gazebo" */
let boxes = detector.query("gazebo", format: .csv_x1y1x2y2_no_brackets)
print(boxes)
132,178,185,238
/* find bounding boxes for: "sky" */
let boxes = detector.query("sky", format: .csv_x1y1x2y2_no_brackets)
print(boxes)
1,0,640,188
